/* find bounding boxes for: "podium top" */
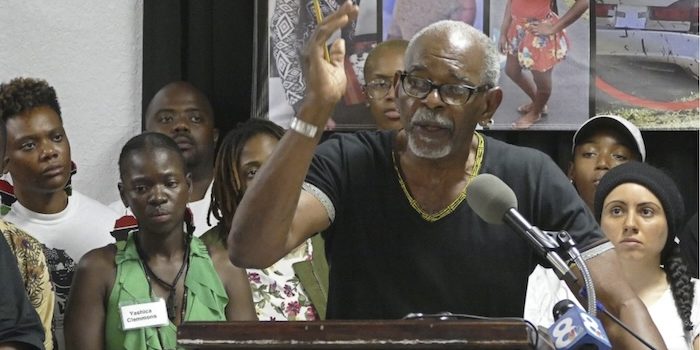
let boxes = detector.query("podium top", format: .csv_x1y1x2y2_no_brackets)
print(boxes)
178,319,551,349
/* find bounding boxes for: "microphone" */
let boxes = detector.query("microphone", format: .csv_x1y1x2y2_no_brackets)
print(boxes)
468,174,658,350
548,299,611,349
466,174,577,285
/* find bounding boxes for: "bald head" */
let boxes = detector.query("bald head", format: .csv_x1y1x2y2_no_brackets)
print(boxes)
145,81,214,120
406,20,499,87
144,81,218,174
363,40,408,79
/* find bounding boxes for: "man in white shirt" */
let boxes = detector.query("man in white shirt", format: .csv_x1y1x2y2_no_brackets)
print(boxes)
110,82,219,236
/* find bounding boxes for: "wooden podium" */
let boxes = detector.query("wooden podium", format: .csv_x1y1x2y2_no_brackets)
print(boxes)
178,319,553,349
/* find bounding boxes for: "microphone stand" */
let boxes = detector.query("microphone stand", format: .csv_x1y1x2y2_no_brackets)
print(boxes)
545,230,657,350
545,230,596,317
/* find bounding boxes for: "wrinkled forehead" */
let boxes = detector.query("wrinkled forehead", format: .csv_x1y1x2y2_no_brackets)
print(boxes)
122,145,187,176
405,32,485,81
146,85,213,119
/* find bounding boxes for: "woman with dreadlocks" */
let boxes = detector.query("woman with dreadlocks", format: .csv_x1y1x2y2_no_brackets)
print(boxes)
201,118,328,321
595,161,699,349
64,132,255,350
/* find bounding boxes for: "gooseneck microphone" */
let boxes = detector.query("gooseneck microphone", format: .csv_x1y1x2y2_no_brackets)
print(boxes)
467,174,658,350
466,174,577,285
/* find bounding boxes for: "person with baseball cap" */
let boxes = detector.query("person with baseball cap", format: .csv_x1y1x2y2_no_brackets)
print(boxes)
524,114,647,327
568,114,646,211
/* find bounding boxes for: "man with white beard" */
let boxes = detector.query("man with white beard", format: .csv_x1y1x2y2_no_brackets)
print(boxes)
228,2,667,348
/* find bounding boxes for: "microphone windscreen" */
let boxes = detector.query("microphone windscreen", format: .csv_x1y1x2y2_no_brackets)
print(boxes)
467,174,518,225
552,299,577,321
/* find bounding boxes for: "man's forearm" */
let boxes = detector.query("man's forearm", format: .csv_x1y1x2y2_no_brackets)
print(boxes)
583,249,667,349
601,297,668,349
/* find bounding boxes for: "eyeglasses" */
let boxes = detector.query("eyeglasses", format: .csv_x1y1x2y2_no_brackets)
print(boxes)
362,79,393,100
399,72,490,105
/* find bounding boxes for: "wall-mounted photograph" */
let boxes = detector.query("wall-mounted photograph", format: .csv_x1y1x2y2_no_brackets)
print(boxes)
256,0,379,131
254,0,487,131
593,0,699,130
489,0,591,130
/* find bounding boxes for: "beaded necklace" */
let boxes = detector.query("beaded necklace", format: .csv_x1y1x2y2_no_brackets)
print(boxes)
134,233,191,323
393,132,485,222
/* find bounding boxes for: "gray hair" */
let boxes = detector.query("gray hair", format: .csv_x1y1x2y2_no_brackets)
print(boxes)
406,20,500,87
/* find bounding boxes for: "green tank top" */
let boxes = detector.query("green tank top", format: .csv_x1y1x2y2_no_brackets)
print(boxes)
105,233,228,350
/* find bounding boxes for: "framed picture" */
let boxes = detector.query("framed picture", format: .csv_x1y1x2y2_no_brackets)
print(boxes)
382,0,486,40
253,0,380,131
253,0,489,131
488,0,592,130
592,0,699,130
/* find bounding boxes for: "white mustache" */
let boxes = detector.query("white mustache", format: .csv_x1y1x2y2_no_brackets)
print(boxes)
410,108,454,130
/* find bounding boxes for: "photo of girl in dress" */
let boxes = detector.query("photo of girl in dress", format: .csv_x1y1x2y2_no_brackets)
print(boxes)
491,0,590,130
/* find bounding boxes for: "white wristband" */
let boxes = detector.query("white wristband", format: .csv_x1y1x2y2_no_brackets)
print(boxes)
290,117,319,138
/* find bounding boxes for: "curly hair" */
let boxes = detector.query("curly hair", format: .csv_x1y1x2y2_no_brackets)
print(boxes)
208,119,285,246
663,244,695,332
0,77,62,121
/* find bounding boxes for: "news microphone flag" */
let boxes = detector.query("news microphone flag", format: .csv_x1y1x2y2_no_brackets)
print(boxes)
548,303,611,350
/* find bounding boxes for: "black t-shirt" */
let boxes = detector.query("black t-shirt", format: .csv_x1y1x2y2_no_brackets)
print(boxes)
0,233,44,349
306,130,605,320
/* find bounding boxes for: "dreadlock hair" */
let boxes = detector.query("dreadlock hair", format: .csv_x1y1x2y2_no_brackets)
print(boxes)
119,132,194,235
595,161,695,334
209,118,285,246
0,77,62,122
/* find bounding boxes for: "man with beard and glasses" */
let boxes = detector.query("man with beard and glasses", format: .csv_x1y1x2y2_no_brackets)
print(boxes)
228,2,668,348
109,82,219,237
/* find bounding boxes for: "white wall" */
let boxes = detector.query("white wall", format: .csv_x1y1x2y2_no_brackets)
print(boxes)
0,1,143,204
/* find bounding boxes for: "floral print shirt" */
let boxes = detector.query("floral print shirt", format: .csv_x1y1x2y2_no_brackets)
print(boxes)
1,219,55,350
248,238,318,321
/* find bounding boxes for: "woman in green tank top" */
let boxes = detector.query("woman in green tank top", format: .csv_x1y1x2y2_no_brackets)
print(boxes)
64,133,256,349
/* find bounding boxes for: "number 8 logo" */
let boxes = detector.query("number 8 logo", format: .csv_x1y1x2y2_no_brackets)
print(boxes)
580,312,604,338
551,317,576,347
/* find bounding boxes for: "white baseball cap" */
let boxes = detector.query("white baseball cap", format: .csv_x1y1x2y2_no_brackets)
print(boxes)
572,115,646,161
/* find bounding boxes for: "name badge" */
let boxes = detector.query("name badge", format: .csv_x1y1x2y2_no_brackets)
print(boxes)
120,298,170,330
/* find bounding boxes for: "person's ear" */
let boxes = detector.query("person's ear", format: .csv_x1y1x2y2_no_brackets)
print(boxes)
392,71,402,98
1,156,8,175
566,161,575,181
186,173,193,194
478,86,503,124
212,128,220,145
118,182,128,208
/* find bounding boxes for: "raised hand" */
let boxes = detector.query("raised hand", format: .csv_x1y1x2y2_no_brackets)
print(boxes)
300,1,359,112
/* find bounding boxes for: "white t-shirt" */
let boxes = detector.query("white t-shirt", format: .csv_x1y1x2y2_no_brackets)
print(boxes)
108,181,218,237
523,265,580,327
2,190,118,350
526,268,700,349
647,278,700,349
